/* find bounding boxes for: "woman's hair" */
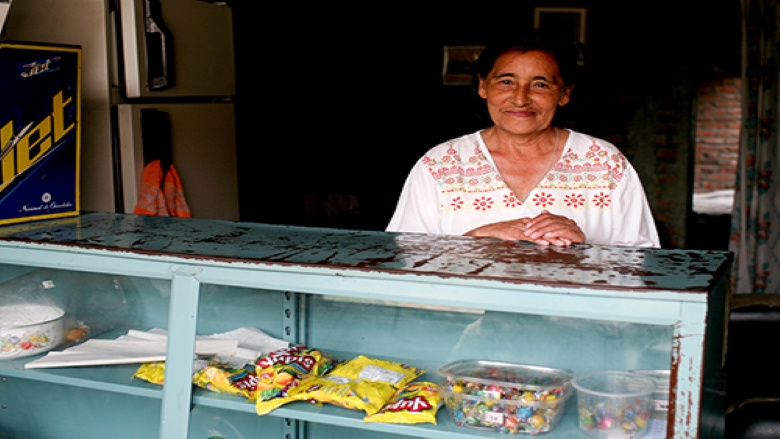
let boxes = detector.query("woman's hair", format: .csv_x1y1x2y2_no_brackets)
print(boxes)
473,29,580,88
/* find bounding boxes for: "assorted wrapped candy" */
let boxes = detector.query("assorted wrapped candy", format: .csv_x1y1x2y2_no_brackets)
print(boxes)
438,360,573,435
571,370,655,439
577,401,650,435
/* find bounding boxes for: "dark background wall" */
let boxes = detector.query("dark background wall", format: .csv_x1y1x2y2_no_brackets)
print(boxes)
231,0,742,249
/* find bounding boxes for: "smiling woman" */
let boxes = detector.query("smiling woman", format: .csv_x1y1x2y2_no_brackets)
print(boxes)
386,30,660,248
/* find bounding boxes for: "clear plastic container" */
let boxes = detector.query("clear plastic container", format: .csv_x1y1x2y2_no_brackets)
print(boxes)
437,359,573,435
630,369,670,439
571,370,656,439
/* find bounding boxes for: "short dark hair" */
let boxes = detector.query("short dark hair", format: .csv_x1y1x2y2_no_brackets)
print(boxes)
473,29,580,88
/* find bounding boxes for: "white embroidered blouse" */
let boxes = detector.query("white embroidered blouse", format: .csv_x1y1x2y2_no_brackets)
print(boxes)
387,129,660,248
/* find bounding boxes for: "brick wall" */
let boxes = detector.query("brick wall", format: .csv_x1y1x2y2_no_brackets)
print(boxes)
694,78,741,192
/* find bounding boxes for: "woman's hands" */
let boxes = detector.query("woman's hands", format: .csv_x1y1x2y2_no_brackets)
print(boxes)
464,210,585,246
523,210,586,246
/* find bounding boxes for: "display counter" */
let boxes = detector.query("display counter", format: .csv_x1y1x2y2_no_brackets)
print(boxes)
0,213,731,438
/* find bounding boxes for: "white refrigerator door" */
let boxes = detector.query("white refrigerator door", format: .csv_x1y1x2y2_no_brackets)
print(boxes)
119,0,234,98
118,103,239,221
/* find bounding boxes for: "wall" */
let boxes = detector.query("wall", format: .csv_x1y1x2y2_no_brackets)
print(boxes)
694,78,741,193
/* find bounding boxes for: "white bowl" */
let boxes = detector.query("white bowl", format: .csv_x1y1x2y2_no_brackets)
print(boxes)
0,304,65,359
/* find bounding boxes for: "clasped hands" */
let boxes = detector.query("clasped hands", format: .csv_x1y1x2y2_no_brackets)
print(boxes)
465,210,585,246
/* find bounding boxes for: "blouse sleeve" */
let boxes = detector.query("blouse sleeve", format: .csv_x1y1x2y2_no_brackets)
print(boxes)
386,159,443,234
610,161,661,248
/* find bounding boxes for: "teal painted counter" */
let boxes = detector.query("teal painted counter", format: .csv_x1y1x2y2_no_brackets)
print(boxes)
0,213,731,438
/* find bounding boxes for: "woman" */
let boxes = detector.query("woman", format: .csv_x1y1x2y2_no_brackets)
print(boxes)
387,34,660,248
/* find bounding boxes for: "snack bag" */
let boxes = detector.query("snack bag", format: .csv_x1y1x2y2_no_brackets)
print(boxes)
254,345,339,402
132,361,167,385
326,355,424,390
256,375,397,416
255,377,321,415
364,382,443,424
296,376,397,415
133,360,257,401
192,363,258,400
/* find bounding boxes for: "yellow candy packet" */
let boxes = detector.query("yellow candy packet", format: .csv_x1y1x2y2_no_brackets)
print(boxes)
364,382,442,424
133,361,259,401
256,375,396,416
254,345,339,402
132,361,167,385
326,355,424,390
301,376,397,415
192,364,258,400
255,378,319,415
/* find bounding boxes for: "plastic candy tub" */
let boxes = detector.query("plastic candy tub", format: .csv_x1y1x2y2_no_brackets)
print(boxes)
438,359,573,435
571,370,656,439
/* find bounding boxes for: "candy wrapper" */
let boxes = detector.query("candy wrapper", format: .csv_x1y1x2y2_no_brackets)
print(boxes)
254,346,339,405
255,354,426,416
133,360,258,400
132,360,211,385
256,375,397,416
133,361,167,385
326,355,424,390
364,382,443,424
192,364,258,400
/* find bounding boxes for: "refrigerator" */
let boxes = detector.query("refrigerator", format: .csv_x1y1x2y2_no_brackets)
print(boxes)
2,0,240,221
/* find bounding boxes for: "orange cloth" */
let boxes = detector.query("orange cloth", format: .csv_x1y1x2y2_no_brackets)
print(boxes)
134,159,191,218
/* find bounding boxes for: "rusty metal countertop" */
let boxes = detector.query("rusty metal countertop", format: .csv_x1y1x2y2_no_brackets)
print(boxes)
0,213,733,292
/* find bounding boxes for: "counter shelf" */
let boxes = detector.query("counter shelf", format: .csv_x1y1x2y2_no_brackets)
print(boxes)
0,213,731,439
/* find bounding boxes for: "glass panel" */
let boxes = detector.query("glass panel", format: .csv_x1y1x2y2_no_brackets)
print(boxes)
188,406,282,439
0,378,161,438
196,284,285,338
0,268,163,358
307,295,672,375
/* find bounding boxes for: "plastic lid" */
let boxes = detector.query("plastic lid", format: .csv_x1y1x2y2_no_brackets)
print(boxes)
571,370,656,398
437,359,573,391
0,304,64,328
629,369,671,392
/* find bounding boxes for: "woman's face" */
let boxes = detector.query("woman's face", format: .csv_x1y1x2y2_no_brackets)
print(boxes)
478,50,572,137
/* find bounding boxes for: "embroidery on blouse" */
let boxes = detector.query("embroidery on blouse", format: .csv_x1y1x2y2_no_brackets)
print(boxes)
545,139,626,190
423,139,503,192
425,135,624,213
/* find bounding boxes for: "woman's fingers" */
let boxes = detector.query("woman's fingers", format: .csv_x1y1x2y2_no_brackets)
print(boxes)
523,211,585,245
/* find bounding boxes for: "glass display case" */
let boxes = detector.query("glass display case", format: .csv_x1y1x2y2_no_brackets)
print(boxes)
0,213,731,439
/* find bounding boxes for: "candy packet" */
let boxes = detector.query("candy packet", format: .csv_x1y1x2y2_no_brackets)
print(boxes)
192,363,258,400
132,361,167,385
256,375,397,416
326,355,424,390
254,345,339,403
132,359,211,385
363,381,443,424
133,360,258,401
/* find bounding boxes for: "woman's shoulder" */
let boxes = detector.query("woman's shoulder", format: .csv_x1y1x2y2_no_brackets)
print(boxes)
414,131,495,178
420,131,486,162
425,131,483,154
